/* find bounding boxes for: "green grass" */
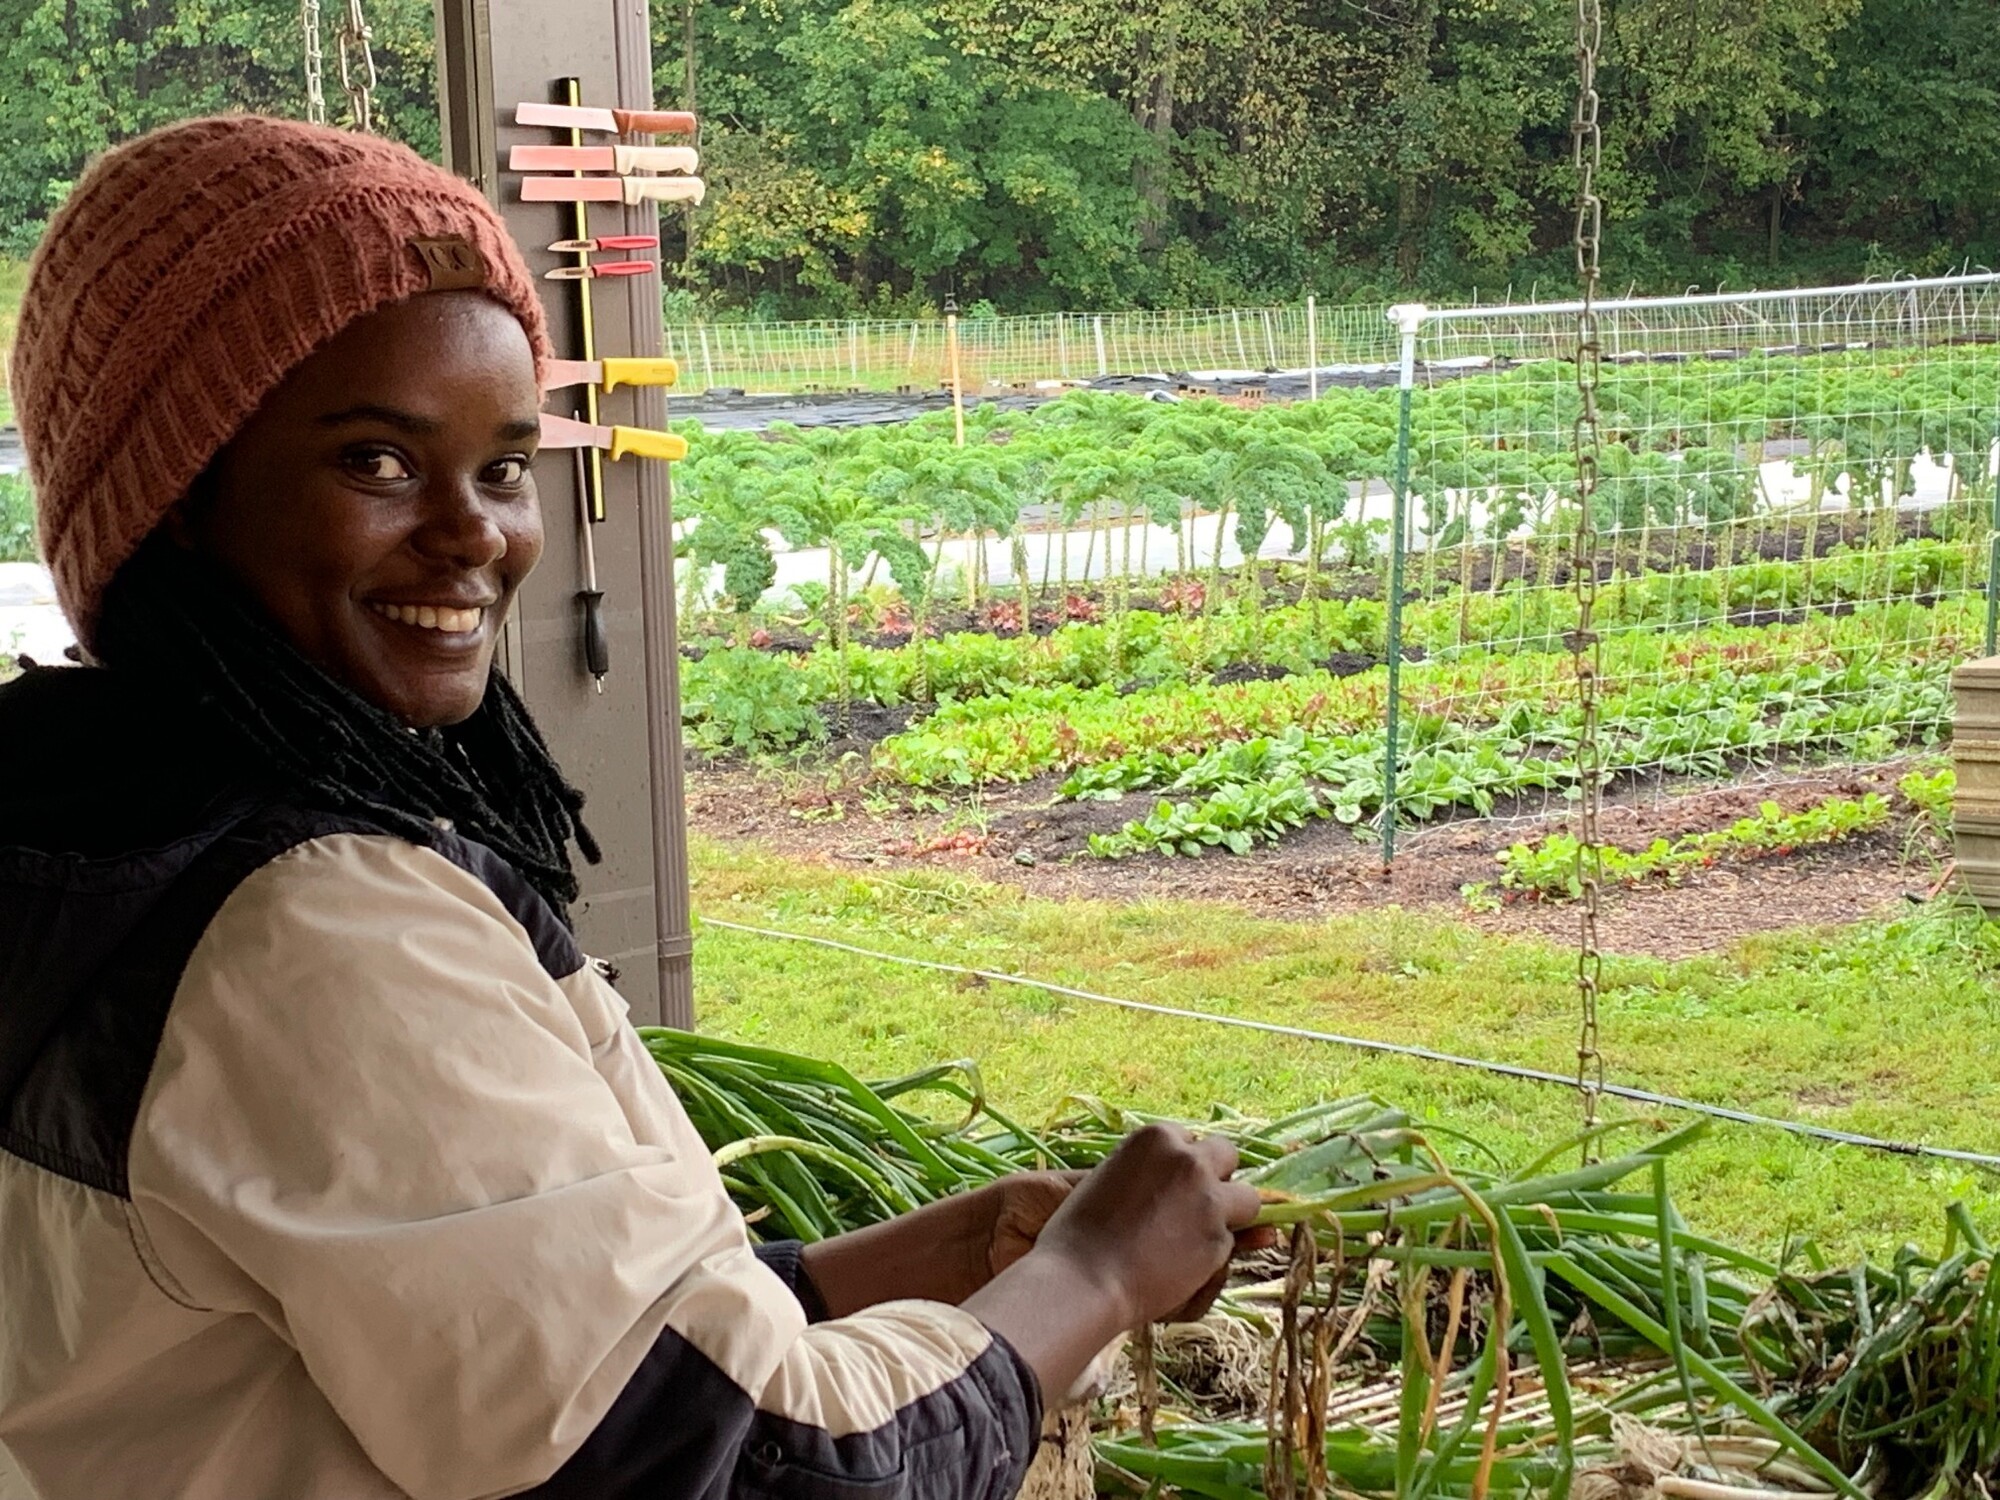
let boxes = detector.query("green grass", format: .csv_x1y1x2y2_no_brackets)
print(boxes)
689,833,2000,1265
0,474,34,562
0,256,24,428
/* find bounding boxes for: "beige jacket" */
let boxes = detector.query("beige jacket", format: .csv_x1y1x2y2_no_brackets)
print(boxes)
0,825,1038,1500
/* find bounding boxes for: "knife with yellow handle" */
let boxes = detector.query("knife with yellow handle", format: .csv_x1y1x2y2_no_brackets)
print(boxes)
509,144,699,175
540,412,688,462
543,357,680,393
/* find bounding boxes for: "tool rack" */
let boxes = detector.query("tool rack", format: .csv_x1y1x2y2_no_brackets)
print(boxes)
435,0,694,1029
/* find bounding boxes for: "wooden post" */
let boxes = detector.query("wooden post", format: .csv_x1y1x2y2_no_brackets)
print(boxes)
435,0,693,1027
1307,293,1318,400
1953,655,2000,914
945,295,966,448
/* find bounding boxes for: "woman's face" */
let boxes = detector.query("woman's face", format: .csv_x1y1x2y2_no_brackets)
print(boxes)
191,292,544,728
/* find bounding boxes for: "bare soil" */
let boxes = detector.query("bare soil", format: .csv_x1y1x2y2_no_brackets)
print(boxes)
687,760,1944,960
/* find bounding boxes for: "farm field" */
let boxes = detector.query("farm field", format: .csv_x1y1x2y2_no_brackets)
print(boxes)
663,314,2000,1490
671,353,1991,922
4,0,1999,1486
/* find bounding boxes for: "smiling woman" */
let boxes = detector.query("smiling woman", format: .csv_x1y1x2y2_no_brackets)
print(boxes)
0,114,1258,1500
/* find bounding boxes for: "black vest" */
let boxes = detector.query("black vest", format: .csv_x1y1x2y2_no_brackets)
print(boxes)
0,666,580,1198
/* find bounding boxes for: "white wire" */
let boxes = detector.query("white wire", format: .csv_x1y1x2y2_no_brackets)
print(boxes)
698,914,2000,1169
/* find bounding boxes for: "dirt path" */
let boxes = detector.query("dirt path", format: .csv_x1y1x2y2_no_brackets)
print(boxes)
687,761,1939,960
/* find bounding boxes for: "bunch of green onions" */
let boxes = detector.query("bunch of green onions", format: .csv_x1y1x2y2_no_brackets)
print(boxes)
640,1030,1995,1498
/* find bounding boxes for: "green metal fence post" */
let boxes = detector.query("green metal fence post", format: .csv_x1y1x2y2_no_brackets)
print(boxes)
1382,305,1424,866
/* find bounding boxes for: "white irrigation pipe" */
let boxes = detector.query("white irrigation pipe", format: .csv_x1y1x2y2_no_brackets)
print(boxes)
699,914,2000,1169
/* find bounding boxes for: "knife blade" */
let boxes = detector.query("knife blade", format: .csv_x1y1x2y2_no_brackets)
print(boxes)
509,144,699,175
544,357,681,393
540,412,689,462
515,102,697,136
547,234,660,253
520,175,706,207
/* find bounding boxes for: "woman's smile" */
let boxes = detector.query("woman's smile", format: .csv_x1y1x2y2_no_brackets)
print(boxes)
365,600,491,637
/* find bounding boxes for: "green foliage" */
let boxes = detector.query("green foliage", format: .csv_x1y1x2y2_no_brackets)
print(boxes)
695,2,1150,310
4,2,1995,305
673,352,2000,629
660,0,1999,312
874,603,1961,859
870,600,1966,790
0,0,441,256
0,257,24,423
681,647,827,755
1497,793,1895,899
0,473,35,562
1899,765,1956,838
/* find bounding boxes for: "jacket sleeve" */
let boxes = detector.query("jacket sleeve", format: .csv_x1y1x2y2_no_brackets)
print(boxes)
753,1242,833,1324
125,833,1040,1500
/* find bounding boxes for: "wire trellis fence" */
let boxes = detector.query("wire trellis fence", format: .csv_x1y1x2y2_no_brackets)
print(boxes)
671,274,2000,867
663,301,1402,394
662,279,2000,398
1375,273,2000,853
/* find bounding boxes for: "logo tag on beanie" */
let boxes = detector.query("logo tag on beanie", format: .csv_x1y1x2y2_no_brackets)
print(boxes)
411,235,486,291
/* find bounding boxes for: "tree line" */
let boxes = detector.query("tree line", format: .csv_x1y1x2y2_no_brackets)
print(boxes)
2,0,1994,316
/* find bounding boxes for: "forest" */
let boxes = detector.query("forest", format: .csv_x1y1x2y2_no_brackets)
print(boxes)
0,0,1995,315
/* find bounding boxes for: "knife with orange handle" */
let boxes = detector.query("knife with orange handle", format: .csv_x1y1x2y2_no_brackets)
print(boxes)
515,103,697,136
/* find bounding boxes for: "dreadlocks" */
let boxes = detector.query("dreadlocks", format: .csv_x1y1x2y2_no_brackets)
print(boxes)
95,536,602,926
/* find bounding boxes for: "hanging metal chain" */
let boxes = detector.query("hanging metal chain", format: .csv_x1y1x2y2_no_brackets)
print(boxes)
1570,0,1607,1149
335,0,379,133
300,0,327,125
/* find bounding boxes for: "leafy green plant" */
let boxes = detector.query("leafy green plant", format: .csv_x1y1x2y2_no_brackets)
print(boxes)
1899,764,1955,839
1090,770,1325,857
681,647,827,755
1497,793,1894,899
0,473,35,564
875,604,1962,794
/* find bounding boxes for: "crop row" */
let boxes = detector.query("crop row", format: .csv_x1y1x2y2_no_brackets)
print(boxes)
1493,791,1894,899
864,600,1968,804
672,348,2000,644
863,597,1973,788
679,535,1984,754
1082,652,1949,857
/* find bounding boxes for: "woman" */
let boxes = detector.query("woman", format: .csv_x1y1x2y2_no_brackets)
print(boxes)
0,117,1260,1500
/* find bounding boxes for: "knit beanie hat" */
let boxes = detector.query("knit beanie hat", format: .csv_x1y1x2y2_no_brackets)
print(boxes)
9,114,549,647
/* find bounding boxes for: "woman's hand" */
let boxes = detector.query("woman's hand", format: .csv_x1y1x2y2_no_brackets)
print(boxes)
983,1170,1086,1278
796,1129,1275,1400
796,1171,1085,1319
964,1124,1268,1398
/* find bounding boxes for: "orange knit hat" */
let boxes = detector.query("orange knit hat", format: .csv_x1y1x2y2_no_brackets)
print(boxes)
9,114,549,647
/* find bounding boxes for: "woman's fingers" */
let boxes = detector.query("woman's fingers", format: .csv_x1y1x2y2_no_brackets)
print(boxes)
1218,1177,1265,1230
1190,1130,1241,1183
